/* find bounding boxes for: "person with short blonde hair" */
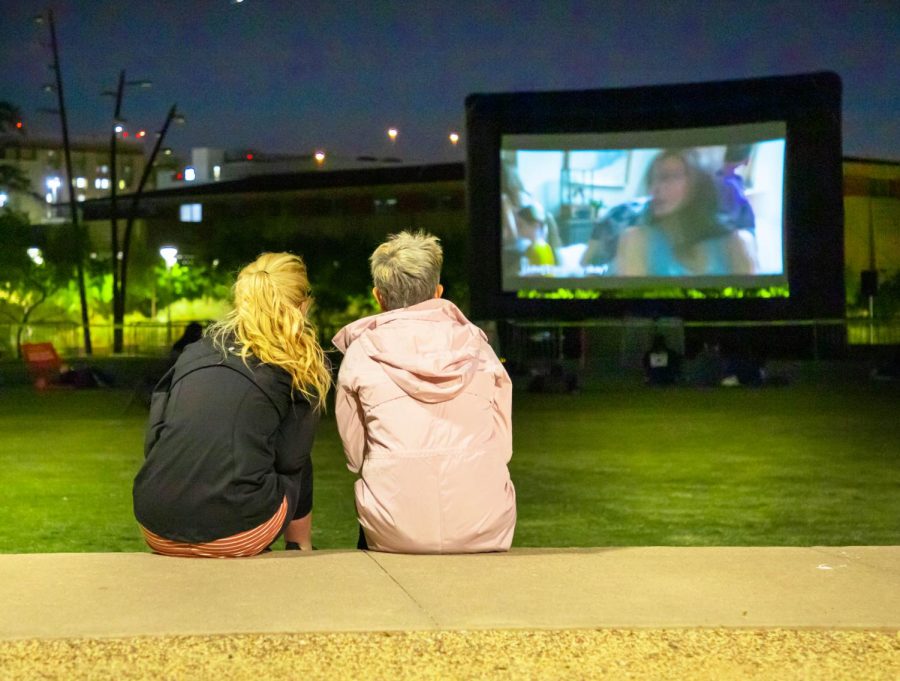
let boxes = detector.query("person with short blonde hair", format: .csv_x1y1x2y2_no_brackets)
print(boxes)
368,231,444,311
134,252,330,557
334,231,516,554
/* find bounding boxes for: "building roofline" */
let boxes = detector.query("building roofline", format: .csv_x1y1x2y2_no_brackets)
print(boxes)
84,162,466,207
0,134,144,154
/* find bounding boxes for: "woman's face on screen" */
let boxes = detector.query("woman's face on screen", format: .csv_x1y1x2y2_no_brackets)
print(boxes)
649,156,690,218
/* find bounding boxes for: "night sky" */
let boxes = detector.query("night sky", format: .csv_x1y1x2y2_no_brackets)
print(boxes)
2,0,898,164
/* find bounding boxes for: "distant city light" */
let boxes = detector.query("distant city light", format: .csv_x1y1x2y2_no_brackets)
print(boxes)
246,153,254,160
27,248,44,266
213,165,221,180
184,167,196,182
16,121,23,129
449,132,460,145
118,179,126,190
0,192,7,208
137,130,147,138
387,127,398,141
114,124,124,134
122,132,129,138
75,177,87,188
314,151,326,164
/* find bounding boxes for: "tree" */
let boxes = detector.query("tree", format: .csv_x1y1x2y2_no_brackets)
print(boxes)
0,209,67,356
152,260,231,312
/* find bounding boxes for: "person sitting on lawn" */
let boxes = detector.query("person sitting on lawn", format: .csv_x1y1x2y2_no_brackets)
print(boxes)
133,252,331,557
332,231,517,553
643,334,681,386
169,321,204,363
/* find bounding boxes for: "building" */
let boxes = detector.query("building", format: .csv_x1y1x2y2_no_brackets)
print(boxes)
0,134,147,224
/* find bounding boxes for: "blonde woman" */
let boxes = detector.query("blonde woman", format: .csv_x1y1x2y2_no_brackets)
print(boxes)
333,231,516,553
133,252,331,557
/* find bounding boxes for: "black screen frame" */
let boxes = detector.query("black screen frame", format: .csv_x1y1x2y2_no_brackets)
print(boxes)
466,72,844,322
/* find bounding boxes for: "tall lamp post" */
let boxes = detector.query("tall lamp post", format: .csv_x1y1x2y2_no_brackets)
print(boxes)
36,10,92,354
159,245,178,346
103,71,151,354
117,104,184,354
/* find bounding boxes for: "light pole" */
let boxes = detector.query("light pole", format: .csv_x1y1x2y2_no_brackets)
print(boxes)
36,9,92,354
160,246,178,346
103,70,151,353
118,104,185,352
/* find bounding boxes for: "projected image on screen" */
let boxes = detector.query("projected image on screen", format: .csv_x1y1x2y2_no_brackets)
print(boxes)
500,123,787,295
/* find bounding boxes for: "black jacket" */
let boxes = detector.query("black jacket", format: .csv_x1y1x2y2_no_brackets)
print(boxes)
133,337,317,542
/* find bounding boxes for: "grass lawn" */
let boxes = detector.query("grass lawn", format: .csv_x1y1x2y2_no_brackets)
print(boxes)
0,380,897,553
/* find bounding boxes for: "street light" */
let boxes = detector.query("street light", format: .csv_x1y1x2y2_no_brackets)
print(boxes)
27,247,44,266
449,132,460,145
115,103,184,353
314,151,326,165
36,8,92,354
159,245,178,269
387,127,398,142
160,246,178,345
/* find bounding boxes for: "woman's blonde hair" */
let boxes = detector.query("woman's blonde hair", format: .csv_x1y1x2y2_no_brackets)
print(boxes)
207,252,331,410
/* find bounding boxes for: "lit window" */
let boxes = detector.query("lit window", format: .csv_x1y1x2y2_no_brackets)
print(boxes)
179,203,202,222
118,179,126,190
94,178,102,189
184,167,196,182
77,194,86,202
75,177,87,188
213,165,221,180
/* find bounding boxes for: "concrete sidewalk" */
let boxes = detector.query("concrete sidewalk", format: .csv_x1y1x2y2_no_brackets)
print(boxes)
2,546,897,640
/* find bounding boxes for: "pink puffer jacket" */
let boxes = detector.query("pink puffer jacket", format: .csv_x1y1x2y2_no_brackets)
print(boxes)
332,298,516,553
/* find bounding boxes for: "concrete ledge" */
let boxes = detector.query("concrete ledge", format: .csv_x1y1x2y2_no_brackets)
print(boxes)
1,547,897,640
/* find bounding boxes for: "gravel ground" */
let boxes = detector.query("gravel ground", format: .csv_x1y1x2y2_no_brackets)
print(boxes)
1,629,897,680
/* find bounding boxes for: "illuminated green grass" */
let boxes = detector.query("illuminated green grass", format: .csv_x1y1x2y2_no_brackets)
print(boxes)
0,380,897,552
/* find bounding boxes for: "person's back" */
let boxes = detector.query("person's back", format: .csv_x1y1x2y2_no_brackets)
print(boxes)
643,334,680,385
133,252,330,557
333,232,516,553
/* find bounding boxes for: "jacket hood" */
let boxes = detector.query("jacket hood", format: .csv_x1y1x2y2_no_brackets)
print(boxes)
333,299,487,403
